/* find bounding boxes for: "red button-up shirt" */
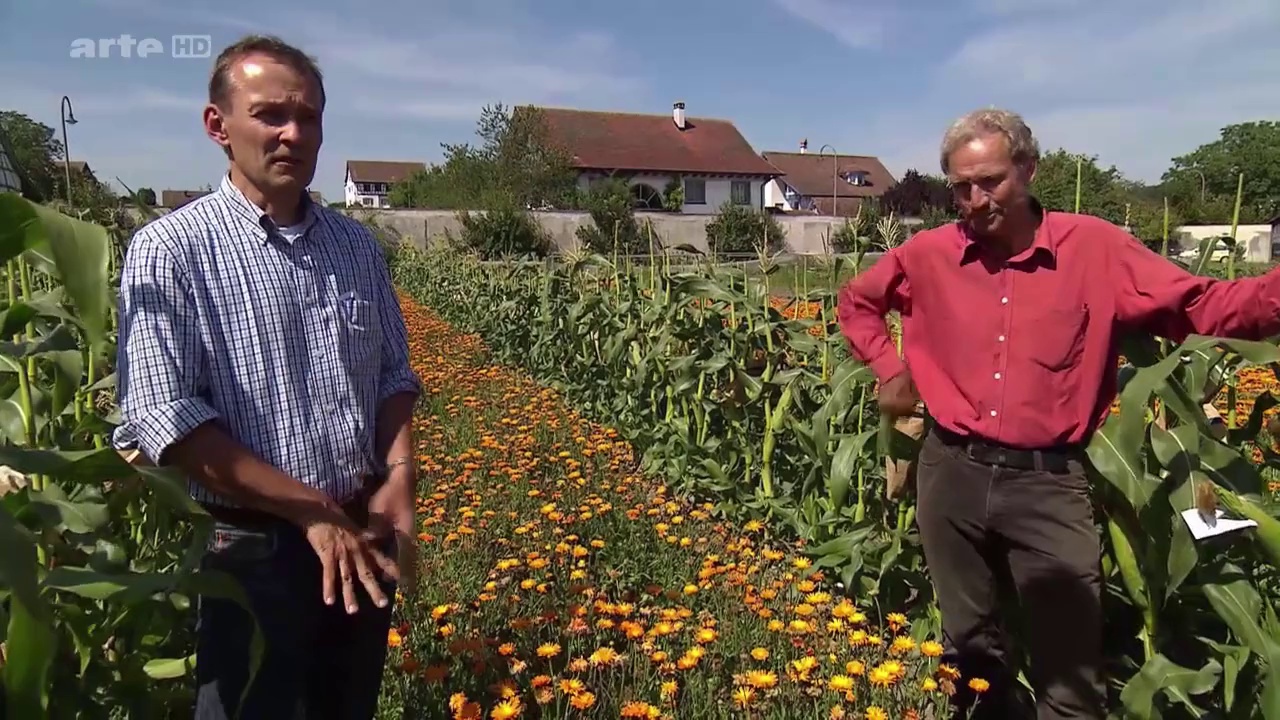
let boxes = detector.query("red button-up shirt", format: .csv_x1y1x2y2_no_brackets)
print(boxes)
837,210,1280,449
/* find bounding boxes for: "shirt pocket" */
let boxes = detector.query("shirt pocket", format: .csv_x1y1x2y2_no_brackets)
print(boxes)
337,290,381,369
1021,304,1088,371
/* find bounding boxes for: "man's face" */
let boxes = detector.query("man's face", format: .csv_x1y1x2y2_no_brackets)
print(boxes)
946,133,1034,239
205,54,323,198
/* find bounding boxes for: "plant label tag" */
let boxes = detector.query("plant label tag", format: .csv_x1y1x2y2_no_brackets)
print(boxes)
1181,508,1257,541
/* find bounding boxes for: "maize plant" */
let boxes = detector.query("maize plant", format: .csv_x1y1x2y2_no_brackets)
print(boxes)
0,193,259,719
390,224,1280,718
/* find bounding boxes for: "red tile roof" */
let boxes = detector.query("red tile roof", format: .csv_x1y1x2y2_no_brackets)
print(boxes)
530,106,781,177
345,160,426,184
762,152,895,201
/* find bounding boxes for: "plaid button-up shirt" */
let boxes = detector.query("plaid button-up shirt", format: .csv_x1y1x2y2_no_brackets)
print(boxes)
112,175,421,507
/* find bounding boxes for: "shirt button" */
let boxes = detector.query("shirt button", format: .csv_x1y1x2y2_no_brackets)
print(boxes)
1001,297,1008,304
994,372,1001,380
998,335,1005,342
990,410,998,417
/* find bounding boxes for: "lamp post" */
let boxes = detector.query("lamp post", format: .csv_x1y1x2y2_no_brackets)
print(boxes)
60,95,78,206
819,144,837,216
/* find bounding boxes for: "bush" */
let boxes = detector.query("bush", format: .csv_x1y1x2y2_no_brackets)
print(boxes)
705,202,786,256
575,178,653,256
456,201,552,259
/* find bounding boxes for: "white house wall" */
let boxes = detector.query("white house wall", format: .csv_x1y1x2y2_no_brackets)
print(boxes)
576,172,766,214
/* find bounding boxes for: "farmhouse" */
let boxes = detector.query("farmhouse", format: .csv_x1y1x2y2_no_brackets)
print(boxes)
344,160,427,208
761,142,896,216
532,103,782,214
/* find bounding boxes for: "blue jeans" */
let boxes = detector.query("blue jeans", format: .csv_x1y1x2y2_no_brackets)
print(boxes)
194,507,396,720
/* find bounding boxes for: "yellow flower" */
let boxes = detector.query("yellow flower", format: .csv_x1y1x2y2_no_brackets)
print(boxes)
920,640,944,658
969,677,991,693
536,643,561,658
829,674,855,693
489,697,522,720
865,707,888,720
732,686,756,708
568,691,596,710
750,647,770,661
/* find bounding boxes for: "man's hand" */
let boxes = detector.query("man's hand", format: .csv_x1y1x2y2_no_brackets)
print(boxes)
366,469,418,590
878,370,920,418
297,503,400,614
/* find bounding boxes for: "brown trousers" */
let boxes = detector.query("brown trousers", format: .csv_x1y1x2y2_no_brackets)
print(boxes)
915,427,1106,720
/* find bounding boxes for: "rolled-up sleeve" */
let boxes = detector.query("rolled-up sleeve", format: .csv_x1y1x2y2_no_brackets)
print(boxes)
371,245,422,406
111,228,218,464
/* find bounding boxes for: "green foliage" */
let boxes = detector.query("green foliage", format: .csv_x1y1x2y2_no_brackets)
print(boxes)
0,112,62,203
457,200,553,259
0,193,261,718
389,104,579,211
662,176,684,212
878,169,955,218
392,233,1280,718
1163,121,1280,223
705,202,785,256
575,178,652,256
133,187,156,207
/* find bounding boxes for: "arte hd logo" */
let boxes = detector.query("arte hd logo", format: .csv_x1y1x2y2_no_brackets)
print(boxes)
69,34,212,59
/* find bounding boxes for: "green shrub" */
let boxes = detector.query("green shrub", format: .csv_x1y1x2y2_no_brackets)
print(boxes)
456,201,552,259
575,178,652,256
705,202,785,256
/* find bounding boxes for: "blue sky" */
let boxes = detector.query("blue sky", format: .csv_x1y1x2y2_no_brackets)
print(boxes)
3,0,1278,203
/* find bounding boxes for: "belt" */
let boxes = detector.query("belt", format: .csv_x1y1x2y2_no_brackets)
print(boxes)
201,479,377,529
932,425,1081,474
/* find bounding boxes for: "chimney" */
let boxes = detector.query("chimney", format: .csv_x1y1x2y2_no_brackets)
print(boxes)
673,101,686,130
800,138,808,154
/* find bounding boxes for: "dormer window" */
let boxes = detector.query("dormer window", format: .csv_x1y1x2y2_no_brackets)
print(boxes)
843,171,870,187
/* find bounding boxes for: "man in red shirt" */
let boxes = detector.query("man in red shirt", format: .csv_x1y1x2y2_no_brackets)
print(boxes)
837,108,1280,719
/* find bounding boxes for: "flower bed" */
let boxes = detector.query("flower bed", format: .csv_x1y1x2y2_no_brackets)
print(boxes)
377,293,973,720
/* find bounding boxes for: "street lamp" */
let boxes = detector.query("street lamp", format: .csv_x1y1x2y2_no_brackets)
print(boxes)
819,144,838,216
1192,169,1206,202
60,95,77,206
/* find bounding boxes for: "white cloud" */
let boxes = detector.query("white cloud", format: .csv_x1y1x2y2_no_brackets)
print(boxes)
862,0,1280,183
770,0,895,49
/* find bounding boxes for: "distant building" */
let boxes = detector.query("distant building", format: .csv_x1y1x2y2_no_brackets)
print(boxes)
531,102,782,214
343,161,426,208
761,142,896,216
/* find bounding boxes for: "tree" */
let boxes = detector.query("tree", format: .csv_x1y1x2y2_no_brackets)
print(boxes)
0,110,63,202
391,104,580,211
1161,121,1280,223
878,169,955,217
1030,149,1132,224
135,187,157,206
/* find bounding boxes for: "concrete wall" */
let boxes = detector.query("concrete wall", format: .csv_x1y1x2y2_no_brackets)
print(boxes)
342,207,873,254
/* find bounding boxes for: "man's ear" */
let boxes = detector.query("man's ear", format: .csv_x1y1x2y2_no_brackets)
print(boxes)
203,103,231,152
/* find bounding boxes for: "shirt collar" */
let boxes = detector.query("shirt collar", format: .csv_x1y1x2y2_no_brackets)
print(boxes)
958,196,1057,267
216,174,320,245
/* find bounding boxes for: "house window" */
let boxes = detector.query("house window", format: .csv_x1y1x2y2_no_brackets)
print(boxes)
684,178,706,204
731,181,752,206
843,171,869,187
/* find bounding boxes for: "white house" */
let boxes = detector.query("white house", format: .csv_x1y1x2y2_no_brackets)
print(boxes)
344,160,426,208
761,142,896,217
533,103,782,214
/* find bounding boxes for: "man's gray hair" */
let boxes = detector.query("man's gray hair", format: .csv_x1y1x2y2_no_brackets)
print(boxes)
939,108,1040,175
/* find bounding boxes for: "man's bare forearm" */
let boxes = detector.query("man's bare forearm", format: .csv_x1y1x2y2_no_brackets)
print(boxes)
163,421,339,525
375,391,418,483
